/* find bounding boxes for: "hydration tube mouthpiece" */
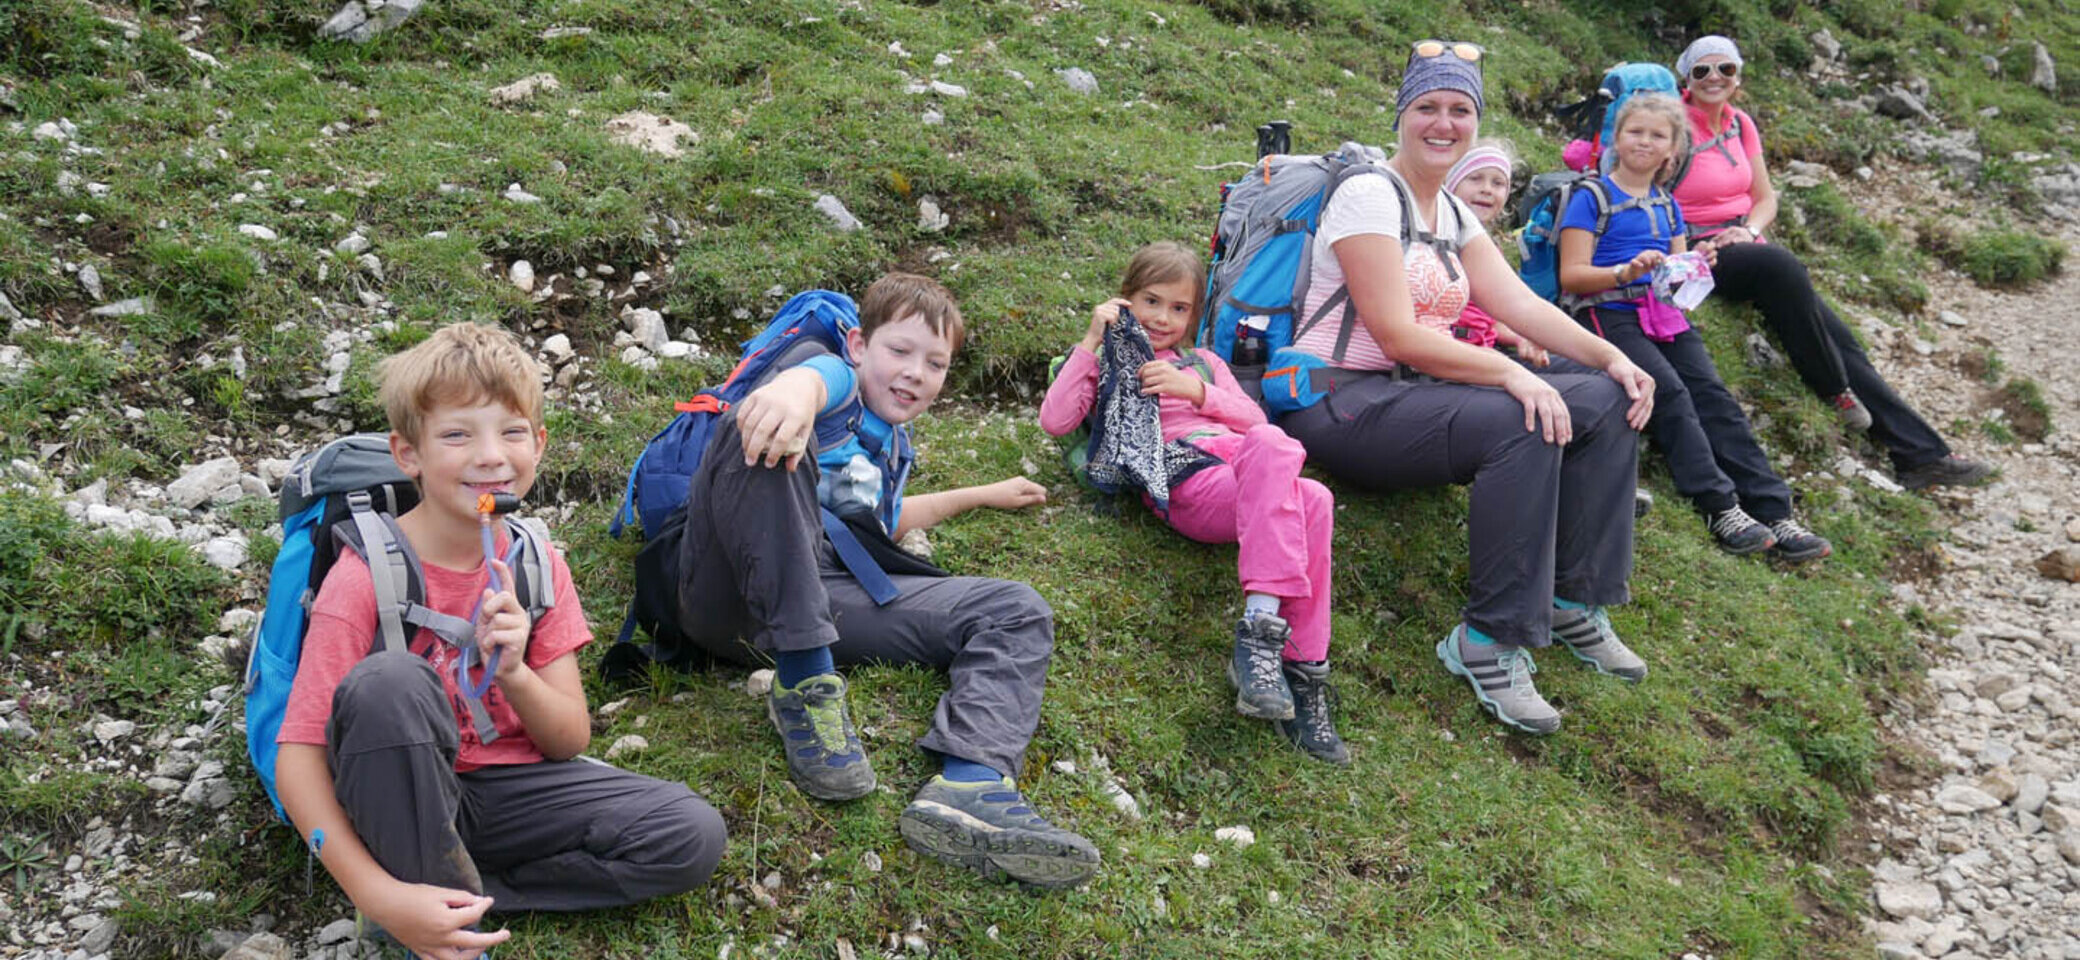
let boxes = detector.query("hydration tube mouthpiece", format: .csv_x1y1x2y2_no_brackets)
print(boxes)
477,491,522,516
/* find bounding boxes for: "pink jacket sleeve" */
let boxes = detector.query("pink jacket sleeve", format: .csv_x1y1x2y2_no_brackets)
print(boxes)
1192,349,1267,432
1038,346,1100,437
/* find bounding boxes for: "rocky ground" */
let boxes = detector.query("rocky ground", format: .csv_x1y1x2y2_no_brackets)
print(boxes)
1838,194,2080,957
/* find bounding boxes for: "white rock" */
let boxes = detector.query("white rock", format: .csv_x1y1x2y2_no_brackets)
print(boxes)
922,108,944,126
2042,803,2075,832
932,52,952,67
1936,784,2003,814
539,26,591,39
2016,774,2050,814
1190,852,1212,869
658,340,694,360
78,265,104,302
1938,309,1968,327
622,306,670,352
1099,772,1140,820
928,80,967,97
2058,830,2080,865
504,183,542,204
168,458,242,510
221,932,292,960
315,919,356,945
917,197,948,233
201,536,247,571
0,290,20,321
1214,825,1256,849
605,734,647,760
1874,879,1942,919
92,720,135,743
745,669,775,697
813,194,863,232
334,234,370,256
88,297,152,317
180,776,238,810
605,111,697,158
489,72,560,105
1056,67,1098,94
508,260,536,293
540,334,574,366
237,224,277,241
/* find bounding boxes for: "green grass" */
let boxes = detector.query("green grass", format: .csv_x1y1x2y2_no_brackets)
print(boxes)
4,0,2080,955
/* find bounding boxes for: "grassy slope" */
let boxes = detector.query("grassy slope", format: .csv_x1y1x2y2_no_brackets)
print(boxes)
1,0,2074,956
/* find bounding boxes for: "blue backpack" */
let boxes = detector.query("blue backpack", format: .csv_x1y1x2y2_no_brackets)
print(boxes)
1552,62,1684,176
602,290,932,681
242,434,556,820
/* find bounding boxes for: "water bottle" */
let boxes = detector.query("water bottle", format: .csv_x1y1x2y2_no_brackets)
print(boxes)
1233,333,1267,368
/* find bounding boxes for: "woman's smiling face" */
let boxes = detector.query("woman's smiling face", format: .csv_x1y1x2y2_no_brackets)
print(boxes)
1398,90,1479,176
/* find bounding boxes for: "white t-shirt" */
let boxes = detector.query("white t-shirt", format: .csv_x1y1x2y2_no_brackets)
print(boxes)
1294,172,1487,370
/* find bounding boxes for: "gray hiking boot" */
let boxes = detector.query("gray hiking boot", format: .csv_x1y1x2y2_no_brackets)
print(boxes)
1227,612,1295,720
1829,390,1872,431
1766,517,1832,563
1436,625,1561,735
898,776,1101,889
767,673,877,801
1897,454,1994,490
1706,504,1775,555
1550,605,1647,682
1276,661,1350,765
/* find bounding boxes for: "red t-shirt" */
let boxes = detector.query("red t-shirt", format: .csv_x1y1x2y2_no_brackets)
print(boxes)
277,529,590,771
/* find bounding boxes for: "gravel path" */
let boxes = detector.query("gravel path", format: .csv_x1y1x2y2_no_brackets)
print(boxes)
1849,207,2080,959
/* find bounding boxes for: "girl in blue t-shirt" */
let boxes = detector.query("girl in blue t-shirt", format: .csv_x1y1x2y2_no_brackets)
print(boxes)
1557,92,1831,563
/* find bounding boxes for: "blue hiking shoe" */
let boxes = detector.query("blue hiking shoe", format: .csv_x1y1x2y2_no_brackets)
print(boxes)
767,673,876,801
1436,625,1561,735
1227,611,1295,720
1550,605,1647,682
899,776,1101,889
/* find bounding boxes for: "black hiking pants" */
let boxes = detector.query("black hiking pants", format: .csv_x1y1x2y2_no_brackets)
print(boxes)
327,652,726,911
1709,240,1951,470
666,411,1056,779
1586,308,1794,522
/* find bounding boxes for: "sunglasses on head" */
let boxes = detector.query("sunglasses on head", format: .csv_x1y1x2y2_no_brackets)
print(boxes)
1689,62,1740,80
1410,39,1483,64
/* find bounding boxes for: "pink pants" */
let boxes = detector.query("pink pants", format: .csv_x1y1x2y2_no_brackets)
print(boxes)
1153,424,1334,662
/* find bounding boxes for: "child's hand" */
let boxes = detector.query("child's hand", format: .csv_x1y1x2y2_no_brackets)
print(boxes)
979,476,1048,511
1622,250,1667,283
476,558,530,681
1081,299,1129,352
1137,360,1206,405
364,881,508,960
1514,337,1551,368
736,376,822,470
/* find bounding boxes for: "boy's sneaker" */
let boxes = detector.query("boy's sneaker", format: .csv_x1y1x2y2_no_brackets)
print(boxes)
1276,661,1350,765
1550,606,1647,682
1830,390,1872,431
1706,504,1776,556
898,776,1101,889
1227,612,1295,720
1766,518,1832,562
1634,488,1655,519
767,673,876,801
1435,625,1561,735
1897,454,1994,490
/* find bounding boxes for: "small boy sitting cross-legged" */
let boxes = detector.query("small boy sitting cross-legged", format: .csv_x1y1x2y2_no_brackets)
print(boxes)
275,323,726,959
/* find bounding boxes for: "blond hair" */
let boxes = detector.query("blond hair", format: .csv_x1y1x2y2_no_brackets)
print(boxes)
1611,93,1692,185
859,272,966,353
377,323,544,443
1117,241,1207,315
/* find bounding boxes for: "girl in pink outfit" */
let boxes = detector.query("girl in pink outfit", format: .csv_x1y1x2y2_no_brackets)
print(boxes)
1040,242,1346,765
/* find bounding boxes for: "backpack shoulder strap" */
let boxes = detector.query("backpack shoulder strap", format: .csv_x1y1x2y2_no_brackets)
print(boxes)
502,516,558,620
342,492,413,656
1173,350,1215,383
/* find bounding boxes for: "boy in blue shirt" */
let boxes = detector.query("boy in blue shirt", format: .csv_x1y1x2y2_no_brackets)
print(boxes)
655,273,1099,889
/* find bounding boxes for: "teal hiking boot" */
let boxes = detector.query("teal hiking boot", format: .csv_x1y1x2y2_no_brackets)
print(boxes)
1550,605,1647,682
767,673,876,801
1436,625,1561,735
899,776,1101,889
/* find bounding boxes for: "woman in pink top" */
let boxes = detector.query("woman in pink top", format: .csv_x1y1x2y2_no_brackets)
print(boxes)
1041,242,1346,764
1671,35,1989,490
1275,43,1658,737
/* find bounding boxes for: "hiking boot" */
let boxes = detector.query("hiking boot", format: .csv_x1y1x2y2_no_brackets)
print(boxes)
1705,504,1776,556
1829,390,1872,431
898,776,1101,889
1766,517,1833,563
1436,625,1561,735
767,673,876,801
1550,605,1647,682
1276,660,1350,765
1897,454,1994,490
1227,611,1295,720
1634,488,1655,519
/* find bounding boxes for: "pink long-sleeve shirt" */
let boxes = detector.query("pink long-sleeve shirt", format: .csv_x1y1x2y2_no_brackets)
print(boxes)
1039,344,1266,443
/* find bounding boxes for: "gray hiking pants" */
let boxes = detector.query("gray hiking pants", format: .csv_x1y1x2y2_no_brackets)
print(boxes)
1280,370,1637,647
672,412,1056,779
328,652,726,911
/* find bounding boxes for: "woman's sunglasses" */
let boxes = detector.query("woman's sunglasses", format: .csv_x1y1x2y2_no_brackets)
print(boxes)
1689,62,1740,80
1410,40,1484,64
